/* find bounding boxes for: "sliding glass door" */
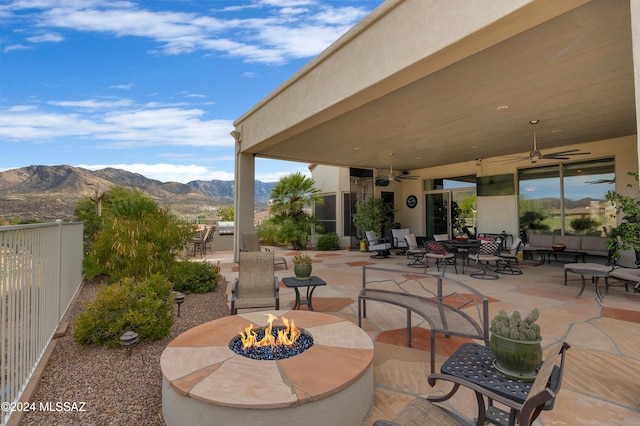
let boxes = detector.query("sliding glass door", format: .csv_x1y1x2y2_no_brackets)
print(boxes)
425,192,449,238
424,175,477,239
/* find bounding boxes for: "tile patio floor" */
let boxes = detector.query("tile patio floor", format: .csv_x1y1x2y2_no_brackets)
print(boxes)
200,247,640,425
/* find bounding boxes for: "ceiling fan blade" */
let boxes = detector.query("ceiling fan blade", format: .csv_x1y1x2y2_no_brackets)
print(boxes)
546,149,581,155
586,179,615,184
544,152,590,159
546,149,590,156
542,156,571,160
488,156,529,163
398,175,418,180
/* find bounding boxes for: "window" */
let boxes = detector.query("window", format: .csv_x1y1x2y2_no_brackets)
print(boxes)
424,175,475,190
518,158,614,236
476,174,515,196
316,194,336,234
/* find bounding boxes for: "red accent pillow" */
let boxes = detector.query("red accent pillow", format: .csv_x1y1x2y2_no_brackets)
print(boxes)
427,242,446,254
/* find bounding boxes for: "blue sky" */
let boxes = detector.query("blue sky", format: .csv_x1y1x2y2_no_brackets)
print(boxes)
0,0,383,183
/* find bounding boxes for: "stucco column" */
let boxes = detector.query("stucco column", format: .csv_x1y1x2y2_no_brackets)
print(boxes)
233,131,255,262
631,0,640,181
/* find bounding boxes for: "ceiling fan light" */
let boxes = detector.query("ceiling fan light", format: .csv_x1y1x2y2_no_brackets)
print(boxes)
529,149,542,163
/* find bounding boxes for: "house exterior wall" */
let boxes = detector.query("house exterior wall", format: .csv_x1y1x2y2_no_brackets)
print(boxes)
312,135,638,244
234,0,640,254
311,164,353,248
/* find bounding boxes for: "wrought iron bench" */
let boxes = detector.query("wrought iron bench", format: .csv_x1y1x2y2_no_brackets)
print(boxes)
358,266,489,373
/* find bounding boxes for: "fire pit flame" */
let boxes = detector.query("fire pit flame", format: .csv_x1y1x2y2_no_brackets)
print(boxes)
239,313,300,349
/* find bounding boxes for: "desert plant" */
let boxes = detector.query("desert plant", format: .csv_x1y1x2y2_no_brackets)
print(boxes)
490,308,541,341
267,172,324,250
317,232,341,250
292,254,312,265
168,260,221,293
73,274,174,347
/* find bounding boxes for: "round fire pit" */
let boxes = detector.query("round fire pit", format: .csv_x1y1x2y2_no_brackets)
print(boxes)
161,310,374,426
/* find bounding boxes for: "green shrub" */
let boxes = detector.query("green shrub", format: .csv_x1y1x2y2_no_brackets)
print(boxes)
168,260,221,293
317,232,341,251
257,218,281,245
570,215,601,233
84,203,193,280
217,206,234,221
73,274,174,347
78,186,195,280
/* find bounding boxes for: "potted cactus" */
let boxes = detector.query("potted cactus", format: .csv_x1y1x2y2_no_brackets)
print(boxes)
489,308,542,381
292,254,313,280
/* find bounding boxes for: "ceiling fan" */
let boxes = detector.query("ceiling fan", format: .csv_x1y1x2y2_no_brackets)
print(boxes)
525,120,590,163
497,120,591,164
375,153,418,185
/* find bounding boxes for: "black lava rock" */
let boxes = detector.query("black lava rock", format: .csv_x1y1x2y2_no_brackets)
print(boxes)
229,328,314,360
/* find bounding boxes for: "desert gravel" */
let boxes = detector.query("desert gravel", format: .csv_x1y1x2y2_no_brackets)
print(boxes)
20,276,229,426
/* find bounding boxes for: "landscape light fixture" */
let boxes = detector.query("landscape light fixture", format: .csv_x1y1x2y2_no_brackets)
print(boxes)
120,330,139,357
174,291,185,317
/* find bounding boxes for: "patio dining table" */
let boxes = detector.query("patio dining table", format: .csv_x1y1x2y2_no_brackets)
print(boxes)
444,239,481,273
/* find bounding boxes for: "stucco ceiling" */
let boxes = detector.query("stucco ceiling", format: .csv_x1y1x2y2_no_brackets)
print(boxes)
253,0,636,174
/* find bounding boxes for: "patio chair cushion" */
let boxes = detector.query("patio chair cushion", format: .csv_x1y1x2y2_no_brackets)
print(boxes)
392,228,410,249
477,241,501,256
230,251,279,314
427,241,447,254
366,231,392,251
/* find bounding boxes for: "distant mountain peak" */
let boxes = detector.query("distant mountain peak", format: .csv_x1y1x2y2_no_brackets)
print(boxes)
0,165,275,222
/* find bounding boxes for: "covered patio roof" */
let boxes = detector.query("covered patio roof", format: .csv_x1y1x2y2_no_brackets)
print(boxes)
233,0,637,173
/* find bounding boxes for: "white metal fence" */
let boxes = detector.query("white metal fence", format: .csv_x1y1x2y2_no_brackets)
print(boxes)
0,222,84,425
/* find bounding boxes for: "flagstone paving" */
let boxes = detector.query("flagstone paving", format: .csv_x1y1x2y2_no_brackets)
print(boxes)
202,247,640,425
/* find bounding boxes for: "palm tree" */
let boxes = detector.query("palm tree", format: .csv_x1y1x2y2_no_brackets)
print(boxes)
268,172,323,250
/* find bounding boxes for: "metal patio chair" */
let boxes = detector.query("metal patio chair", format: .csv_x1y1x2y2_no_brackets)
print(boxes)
230,251,279,315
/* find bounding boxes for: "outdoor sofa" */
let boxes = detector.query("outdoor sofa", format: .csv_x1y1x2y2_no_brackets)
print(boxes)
523,234,609,261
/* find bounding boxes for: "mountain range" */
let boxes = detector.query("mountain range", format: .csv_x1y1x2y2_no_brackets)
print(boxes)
0,165,276,222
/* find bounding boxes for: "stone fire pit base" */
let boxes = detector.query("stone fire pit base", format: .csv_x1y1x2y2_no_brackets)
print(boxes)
161,310,374,426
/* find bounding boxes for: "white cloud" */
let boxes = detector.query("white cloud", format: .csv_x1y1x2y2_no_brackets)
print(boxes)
3,0,370,64
257,23,353,58
259,0,317,6
109,83,134,90
314,7,368,25
3,44,31,52
255,159,311,182
9,105,37,112
77,162,234,183
0,104,234,148
48,98,134,109
26,32,63,43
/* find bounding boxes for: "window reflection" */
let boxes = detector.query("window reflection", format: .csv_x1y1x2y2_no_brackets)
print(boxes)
518,159,614,236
